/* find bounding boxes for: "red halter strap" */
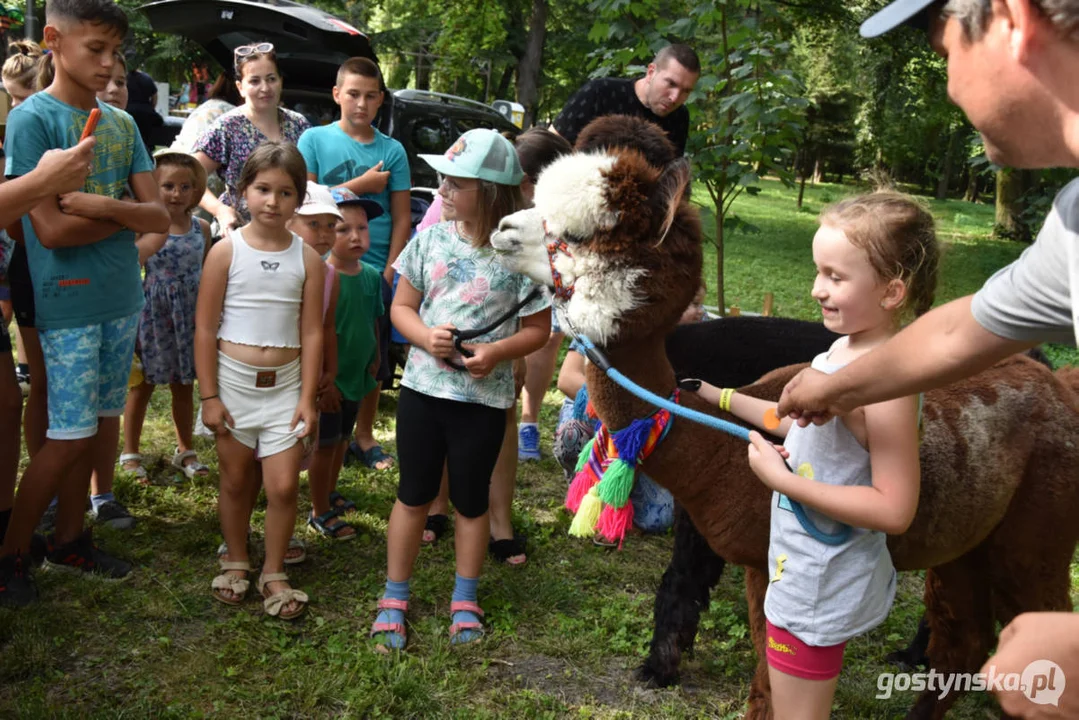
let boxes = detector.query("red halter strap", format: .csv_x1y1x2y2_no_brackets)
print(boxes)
543,220,575,302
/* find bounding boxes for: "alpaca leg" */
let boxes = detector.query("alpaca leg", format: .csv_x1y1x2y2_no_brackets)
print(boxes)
743,566,773,720
906,554,995,720
886,614,931,670
637,504,727,688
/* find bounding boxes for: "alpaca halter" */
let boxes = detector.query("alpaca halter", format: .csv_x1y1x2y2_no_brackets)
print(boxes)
543,220,575,302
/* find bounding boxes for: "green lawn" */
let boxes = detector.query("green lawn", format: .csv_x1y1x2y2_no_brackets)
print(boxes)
1,179,1074,718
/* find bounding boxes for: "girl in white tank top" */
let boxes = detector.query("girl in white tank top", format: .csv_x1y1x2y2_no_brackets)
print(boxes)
691,192,939,719
194,142,324,621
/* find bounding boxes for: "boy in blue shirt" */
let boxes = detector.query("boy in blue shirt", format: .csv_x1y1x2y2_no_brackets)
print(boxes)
299,57,410,471
0,0,169,607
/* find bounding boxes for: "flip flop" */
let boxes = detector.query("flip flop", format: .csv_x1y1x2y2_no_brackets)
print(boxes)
488,533,527,566
422,514,449,545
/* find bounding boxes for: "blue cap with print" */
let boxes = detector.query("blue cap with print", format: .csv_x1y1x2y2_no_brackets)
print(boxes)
330,186,384,220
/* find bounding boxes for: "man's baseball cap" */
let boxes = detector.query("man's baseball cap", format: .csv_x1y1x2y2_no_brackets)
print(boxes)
419,129,524,186
860,0,938,38
296,182,343,219
330,186,384,220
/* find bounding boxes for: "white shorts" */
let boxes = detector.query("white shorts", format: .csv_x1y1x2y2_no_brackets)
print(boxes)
217,352,303,458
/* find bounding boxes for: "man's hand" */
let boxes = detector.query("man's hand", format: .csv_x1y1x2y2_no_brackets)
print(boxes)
58,191,113,220
777,367,847,427
982,612,1079,719
425,323,456,359
35,137,96,194
359,161,390,194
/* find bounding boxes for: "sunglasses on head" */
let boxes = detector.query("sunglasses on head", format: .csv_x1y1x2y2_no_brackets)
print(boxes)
234,42,274,59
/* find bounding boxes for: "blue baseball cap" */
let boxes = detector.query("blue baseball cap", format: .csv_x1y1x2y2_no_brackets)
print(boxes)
330,187,384,220
860,0,939,38
419,128,523,186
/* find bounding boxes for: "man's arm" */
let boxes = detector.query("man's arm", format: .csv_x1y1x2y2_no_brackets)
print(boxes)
778,296,1036,421
384,189,411,283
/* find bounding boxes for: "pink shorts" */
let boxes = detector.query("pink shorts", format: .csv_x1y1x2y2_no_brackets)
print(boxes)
765,620,846,681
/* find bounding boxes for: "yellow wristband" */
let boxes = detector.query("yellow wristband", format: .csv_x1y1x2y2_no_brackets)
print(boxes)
719,388,736,413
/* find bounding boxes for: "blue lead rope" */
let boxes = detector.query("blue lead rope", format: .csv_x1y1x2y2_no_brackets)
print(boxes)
573,333,852,546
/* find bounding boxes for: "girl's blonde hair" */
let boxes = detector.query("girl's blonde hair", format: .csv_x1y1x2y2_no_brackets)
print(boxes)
819,191,940,318
469,181,526,249
3,40,42,88
153,152,208,214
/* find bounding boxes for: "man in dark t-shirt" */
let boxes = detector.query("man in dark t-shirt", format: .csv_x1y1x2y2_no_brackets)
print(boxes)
553,44,700,155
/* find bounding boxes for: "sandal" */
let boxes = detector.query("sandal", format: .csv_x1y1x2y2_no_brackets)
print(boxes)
257,572,308,620
284,536,307,565
172,449,210,479
449,600,485,646
370,597,409,653
117,453,148,482
488,534,527,566
422,514,449,545
211,560,251,606
351,442,395,471
328,491,357,514
307,509,356,541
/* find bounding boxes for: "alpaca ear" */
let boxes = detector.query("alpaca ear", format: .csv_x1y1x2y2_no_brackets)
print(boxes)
656,158,691,246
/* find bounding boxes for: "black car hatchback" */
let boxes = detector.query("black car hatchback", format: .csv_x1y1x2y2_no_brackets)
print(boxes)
140,0,520,188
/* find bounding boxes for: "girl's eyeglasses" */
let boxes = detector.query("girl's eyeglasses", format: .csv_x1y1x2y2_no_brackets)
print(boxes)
235,42,274,59
438,174,480,195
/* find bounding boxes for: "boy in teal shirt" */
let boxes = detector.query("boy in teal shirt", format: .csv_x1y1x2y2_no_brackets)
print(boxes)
298,56,410,471
0,0,169,607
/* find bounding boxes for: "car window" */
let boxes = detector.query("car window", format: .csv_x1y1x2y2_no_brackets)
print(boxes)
412,118,449,154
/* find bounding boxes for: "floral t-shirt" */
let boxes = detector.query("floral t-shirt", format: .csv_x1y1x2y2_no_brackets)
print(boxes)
192,106,309,222
397,221,550,409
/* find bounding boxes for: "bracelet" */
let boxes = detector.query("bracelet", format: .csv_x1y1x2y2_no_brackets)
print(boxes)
719,388,736,413
199,394,219,402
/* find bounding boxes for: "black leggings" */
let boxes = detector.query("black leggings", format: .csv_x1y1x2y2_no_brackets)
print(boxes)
395,387,505,519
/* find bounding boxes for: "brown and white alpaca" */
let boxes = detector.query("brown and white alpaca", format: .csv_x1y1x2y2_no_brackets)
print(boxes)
490,117,1079,719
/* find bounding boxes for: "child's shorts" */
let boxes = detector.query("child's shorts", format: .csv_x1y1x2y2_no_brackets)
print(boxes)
765,620,846,681
39,311,140,440
317,397,361,448
217,352,302,458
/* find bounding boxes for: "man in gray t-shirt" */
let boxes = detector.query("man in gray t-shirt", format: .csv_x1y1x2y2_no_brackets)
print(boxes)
777,1,1079,717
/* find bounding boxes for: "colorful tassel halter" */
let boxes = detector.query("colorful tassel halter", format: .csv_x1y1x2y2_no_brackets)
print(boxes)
566,390,677,548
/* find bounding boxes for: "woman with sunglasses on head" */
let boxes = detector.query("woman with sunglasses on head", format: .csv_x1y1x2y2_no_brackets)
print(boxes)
193,43,310,236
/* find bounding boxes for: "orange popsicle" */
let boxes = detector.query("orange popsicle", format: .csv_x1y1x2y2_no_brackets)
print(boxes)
80,108,101,141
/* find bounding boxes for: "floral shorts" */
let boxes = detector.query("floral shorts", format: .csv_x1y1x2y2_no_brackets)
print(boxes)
39,311,140,440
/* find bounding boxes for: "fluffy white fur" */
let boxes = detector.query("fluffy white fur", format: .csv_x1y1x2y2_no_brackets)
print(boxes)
492,153,648,344
533,153,620,239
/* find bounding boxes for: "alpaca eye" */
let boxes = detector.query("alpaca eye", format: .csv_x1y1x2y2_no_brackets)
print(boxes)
563,232,585,245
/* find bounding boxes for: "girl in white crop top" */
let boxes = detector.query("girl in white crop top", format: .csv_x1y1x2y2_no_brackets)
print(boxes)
194,142,324,621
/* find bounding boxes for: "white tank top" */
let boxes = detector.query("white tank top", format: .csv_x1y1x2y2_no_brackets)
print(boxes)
217,228,306,348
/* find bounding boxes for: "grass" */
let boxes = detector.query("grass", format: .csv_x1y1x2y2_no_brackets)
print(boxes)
2,178,1075,718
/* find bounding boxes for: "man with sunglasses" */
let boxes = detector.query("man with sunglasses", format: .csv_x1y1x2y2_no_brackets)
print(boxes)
777,1,1079,716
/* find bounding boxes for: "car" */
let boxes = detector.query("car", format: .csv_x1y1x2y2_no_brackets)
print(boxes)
140,0,520,188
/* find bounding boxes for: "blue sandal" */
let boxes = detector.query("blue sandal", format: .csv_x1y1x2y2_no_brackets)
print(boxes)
328,491,357,514
307,510,356,541
350,442,395,471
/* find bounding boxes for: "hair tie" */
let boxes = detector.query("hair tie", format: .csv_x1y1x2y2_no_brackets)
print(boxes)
42,49,50,55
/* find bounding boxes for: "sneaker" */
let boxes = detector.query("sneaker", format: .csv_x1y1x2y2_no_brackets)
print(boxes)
15,368,30,398
92,500,136,530
0,553,38,607
44,529,132,579
36,503,58,535
518,424,541,461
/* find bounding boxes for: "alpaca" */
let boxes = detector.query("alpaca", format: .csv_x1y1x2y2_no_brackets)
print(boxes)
490,116,1079,719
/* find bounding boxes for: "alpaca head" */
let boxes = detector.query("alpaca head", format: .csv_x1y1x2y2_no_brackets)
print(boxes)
491,117,702,347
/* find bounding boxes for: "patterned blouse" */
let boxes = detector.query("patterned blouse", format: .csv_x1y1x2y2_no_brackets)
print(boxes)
192,105,310,221
396,221,550,409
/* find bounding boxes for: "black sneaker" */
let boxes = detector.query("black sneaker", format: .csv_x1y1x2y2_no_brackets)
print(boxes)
44,529,132,579
92,500,136,530
0,553,38,607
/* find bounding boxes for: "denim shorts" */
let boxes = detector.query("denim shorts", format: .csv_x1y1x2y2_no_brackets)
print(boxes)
39,311,140,440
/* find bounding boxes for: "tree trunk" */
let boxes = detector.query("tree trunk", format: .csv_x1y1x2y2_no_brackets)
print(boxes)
516,0,548,129
415,50,432,91
494,63,514,101
715,203,725,316
995,168,1024,233
811,157,822,185
936,128,960,200
797,173,807,210
964,169,980,203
